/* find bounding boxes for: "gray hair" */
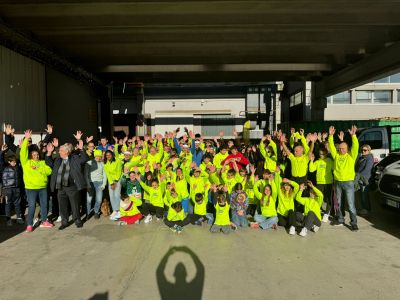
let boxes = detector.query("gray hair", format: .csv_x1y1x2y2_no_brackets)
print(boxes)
60,143,73,155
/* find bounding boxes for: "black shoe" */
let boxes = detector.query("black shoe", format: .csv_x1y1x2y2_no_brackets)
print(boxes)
16,218,25,225
351,224,359,231
76,222,83,228
59,224,68,230
6,219,12,226
94,213,100,219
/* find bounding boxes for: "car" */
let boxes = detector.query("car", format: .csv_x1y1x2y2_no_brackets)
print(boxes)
372,152,400,187
378,156,400,209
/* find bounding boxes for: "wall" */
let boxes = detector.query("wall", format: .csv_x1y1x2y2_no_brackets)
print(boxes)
0,45,46,132
46,67,98,143
325,104,400,120
144,98,245,137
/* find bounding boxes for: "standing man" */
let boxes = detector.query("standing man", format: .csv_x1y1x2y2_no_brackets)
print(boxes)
45,131,89,230
328,125,359,231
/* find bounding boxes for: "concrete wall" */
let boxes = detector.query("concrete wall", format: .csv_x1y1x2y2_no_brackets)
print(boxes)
0,45,46,132
144,98,245,137
325,104,400,120
46,67,98,143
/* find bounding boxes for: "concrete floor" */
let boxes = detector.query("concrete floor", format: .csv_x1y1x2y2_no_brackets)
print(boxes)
1,195,400,300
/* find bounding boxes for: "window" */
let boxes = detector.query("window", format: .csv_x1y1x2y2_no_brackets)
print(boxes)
373,91,391,103
390,73,400,83
289,91,302,107
374,76,390,83
330,91,351,104
358,131,383,150
356,91,372,103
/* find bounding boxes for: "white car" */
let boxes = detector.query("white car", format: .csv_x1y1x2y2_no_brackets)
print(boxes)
378,156,400,208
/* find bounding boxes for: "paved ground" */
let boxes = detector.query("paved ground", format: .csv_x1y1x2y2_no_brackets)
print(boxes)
1,192,400,300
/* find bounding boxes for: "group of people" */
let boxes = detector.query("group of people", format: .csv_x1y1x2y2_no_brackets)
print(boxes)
0,123,374,236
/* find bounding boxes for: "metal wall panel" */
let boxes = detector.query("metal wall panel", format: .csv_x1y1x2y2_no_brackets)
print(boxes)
0,46,46,132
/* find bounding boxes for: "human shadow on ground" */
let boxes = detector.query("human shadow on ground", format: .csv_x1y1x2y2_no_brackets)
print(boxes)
157,246,205,300
88,292,108,300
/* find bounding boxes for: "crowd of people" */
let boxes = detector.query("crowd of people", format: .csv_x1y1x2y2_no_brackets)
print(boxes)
0,123,375,236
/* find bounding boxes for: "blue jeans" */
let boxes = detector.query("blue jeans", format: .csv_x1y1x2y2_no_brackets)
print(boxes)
335,181,357,225
254,213,279,229
231,213,248,227
181,197,192,214
26,188,48,226
108,181,121,212
87,182,104,215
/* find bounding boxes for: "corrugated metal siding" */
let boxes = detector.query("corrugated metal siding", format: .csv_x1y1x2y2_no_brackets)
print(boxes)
0,46,46,132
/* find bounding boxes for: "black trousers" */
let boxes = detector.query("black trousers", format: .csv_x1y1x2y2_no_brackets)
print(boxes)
58,185,81,226
278,210,296,228
142,203,164,218
296,211,321,230
316,183,333,215
164,216,191,228
190,213,207,224
3,187,22,218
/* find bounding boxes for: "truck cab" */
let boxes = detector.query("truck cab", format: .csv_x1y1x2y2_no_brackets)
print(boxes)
357,125,400,163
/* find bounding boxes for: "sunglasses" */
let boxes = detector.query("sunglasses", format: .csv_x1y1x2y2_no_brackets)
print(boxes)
362,149,369,152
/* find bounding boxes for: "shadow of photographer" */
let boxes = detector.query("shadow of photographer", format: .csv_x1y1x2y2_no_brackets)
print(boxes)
157,246,205,300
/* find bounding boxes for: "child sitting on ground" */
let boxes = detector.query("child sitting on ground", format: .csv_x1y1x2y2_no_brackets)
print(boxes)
191,186,211,226
118,194,143,225
230,183,249,229
296,181,324,237
210,186,232,234
164,201,191,233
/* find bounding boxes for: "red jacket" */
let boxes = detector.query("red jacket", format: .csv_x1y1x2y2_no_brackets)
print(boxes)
221,153,250,170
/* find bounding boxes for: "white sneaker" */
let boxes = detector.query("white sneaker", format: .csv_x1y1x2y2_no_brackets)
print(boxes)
33,218,40,226
55,216,62,223
289,226,296,235
299,227,308,237
322,214,330,223
115,211,121,219
144,215,153,224
109,211,117,220
312,225,320,233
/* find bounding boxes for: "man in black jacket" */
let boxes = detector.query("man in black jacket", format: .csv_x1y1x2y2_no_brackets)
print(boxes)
45,131,88,230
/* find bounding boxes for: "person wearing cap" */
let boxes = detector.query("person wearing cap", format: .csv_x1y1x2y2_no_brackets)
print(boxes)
84,149,108,219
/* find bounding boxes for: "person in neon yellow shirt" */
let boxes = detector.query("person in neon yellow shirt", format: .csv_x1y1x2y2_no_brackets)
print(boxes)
210,186,232,234
136,173,166,223
309,147,333,223
259,135,278,172
328,125,359,231
118,194,143,225
164,201,191,233
190,189,212,225
296,181,324,237
104,150,123,220
252,181,279,230
277,178,299,235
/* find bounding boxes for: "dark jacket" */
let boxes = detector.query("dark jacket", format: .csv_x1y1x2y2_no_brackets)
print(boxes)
45,150,89,192
355,154,374,182
2,165,22,188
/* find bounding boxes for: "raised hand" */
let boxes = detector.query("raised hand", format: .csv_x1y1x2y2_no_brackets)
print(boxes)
1,144,8,151
299,128,305,136
86,136,93,144
73,130,83,141
338,131,345,142
113,136,118,144
282,178,290,183
348,125,357,136
307,180,314,189
24,129,32,140
5,124,15,136
329,126,335,136
299,183,306,191
45,124,53,135
290,128,295,136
